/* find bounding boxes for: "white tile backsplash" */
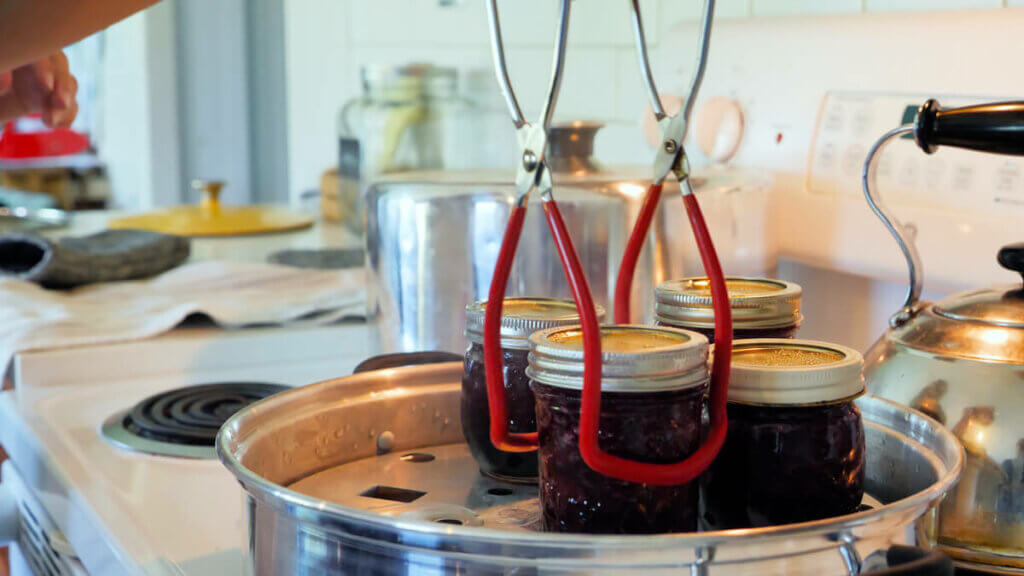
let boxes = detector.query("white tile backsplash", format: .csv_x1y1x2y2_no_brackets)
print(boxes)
866,0,1001,11
753,0,862,16
282,0,1024,199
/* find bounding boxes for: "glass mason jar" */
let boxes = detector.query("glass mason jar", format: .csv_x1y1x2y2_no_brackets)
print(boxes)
528,325,709,534
336,64,474,232
462,298,605,483
702,339,866,530
654,277,802,343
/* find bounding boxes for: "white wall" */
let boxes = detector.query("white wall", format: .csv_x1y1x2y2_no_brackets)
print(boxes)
280,0,1018,202
96,2,181,209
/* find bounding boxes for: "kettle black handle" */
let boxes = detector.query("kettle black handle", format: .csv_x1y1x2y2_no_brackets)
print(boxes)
915,99,1024,156
998,243,1024,287
860,545,954,576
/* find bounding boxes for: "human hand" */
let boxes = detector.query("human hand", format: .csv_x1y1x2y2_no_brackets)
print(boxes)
0,51,79,128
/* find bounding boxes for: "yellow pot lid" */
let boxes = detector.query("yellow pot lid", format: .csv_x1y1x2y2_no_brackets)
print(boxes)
108,181,314,237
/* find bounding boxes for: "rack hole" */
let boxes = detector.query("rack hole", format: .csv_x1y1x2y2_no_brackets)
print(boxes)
400,452,436,463
487,488,514,496
436,518,463,525
360,485,426,503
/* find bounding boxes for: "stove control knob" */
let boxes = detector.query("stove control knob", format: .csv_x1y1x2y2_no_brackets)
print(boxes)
696,97,744,163
0,482,18,545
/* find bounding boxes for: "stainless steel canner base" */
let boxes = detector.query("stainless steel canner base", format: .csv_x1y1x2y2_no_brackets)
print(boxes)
219,363,964,575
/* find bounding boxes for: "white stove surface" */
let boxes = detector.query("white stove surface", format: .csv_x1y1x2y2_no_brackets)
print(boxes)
0,322,376,575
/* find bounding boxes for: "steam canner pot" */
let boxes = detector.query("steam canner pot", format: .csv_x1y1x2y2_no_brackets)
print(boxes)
218,361,963,575
363,123,771,354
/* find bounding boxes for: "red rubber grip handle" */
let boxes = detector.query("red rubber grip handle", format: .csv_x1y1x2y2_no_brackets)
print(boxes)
613,183,664,324
484,203,539,451
577,192,732,486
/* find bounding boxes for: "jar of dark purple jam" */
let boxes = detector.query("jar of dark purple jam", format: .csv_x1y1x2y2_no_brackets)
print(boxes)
655,277,802,343
462,298,604,483
528,325,709,534
701,339,866,530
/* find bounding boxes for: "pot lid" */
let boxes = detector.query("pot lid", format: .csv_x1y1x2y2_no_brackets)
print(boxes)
891,244,1024,364
464,297,606,349
727,339,864,406
933,243,1024,328
108,180,313,237
654,276,802,329
933,287,1024,328
526,325,709,392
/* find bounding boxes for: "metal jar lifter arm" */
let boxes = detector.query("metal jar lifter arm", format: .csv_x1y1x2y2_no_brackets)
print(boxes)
613,0,715,324
484,0,602,453
587,0,731,486
863,99,1024,328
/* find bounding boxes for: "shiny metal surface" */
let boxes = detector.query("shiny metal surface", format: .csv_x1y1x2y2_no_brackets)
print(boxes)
864,114,1024,571
219,362,963,575
364,127,765,354
365,171,667,353
866,336,1024,572
862,124,922,328
365,163,771,353
464,297,605,349
0,206,69,231
630,0,714,185
486,0,570,204
655,276,802,329
527,324,708,392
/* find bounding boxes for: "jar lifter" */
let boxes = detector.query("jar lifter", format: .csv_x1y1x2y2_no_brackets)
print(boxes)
483,0,732,485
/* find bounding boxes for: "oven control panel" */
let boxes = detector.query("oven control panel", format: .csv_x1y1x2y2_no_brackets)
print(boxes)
808,91,1024,211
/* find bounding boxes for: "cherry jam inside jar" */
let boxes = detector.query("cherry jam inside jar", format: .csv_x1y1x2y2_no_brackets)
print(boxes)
701,339,867,529
528,325,710,534
655,277,802,343
461,298,604,483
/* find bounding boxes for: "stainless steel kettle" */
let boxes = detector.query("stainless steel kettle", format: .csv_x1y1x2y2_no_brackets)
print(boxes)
862,99,1024,573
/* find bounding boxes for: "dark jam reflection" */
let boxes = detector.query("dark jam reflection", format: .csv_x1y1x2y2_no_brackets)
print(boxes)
461,343,538,482
702,400,865,529
534,383,706,534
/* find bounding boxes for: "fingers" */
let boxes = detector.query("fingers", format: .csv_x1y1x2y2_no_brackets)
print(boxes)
11,57,53,112
49,98,79,129
6,51,79,128
44,52,79,128
31,55,56,96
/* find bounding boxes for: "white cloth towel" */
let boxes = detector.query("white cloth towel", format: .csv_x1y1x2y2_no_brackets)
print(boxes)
0,260,366,372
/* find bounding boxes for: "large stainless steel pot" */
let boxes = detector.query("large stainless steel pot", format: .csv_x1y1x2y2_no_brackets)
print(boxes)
364,122,773,354
861,100,1024,574
218,362,962,575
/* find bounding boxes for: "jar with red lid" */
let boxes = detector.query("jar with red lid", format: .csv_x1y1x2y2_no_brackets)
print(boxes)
462,298,605,483
528,325,709,534
701,339,866,529
655,277,802,343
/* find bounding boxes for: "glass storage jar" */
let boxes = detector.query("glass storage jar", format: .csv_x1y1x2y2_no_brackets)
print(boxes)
335,64,475,233
701,339,866,529
462,298,605,483
528,325,709,534
655,277,802,343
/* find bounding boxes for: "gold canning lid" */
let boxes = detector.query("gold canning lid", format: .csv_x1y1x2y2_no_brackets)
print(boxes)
464,298,605,350
655,277,802,329
728,338,864,406
527,325,709,392
108,180,314,237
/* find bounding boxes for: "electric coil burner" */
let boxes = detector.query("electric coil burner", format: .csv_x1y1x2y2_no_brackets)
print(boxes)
101,382,287,459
